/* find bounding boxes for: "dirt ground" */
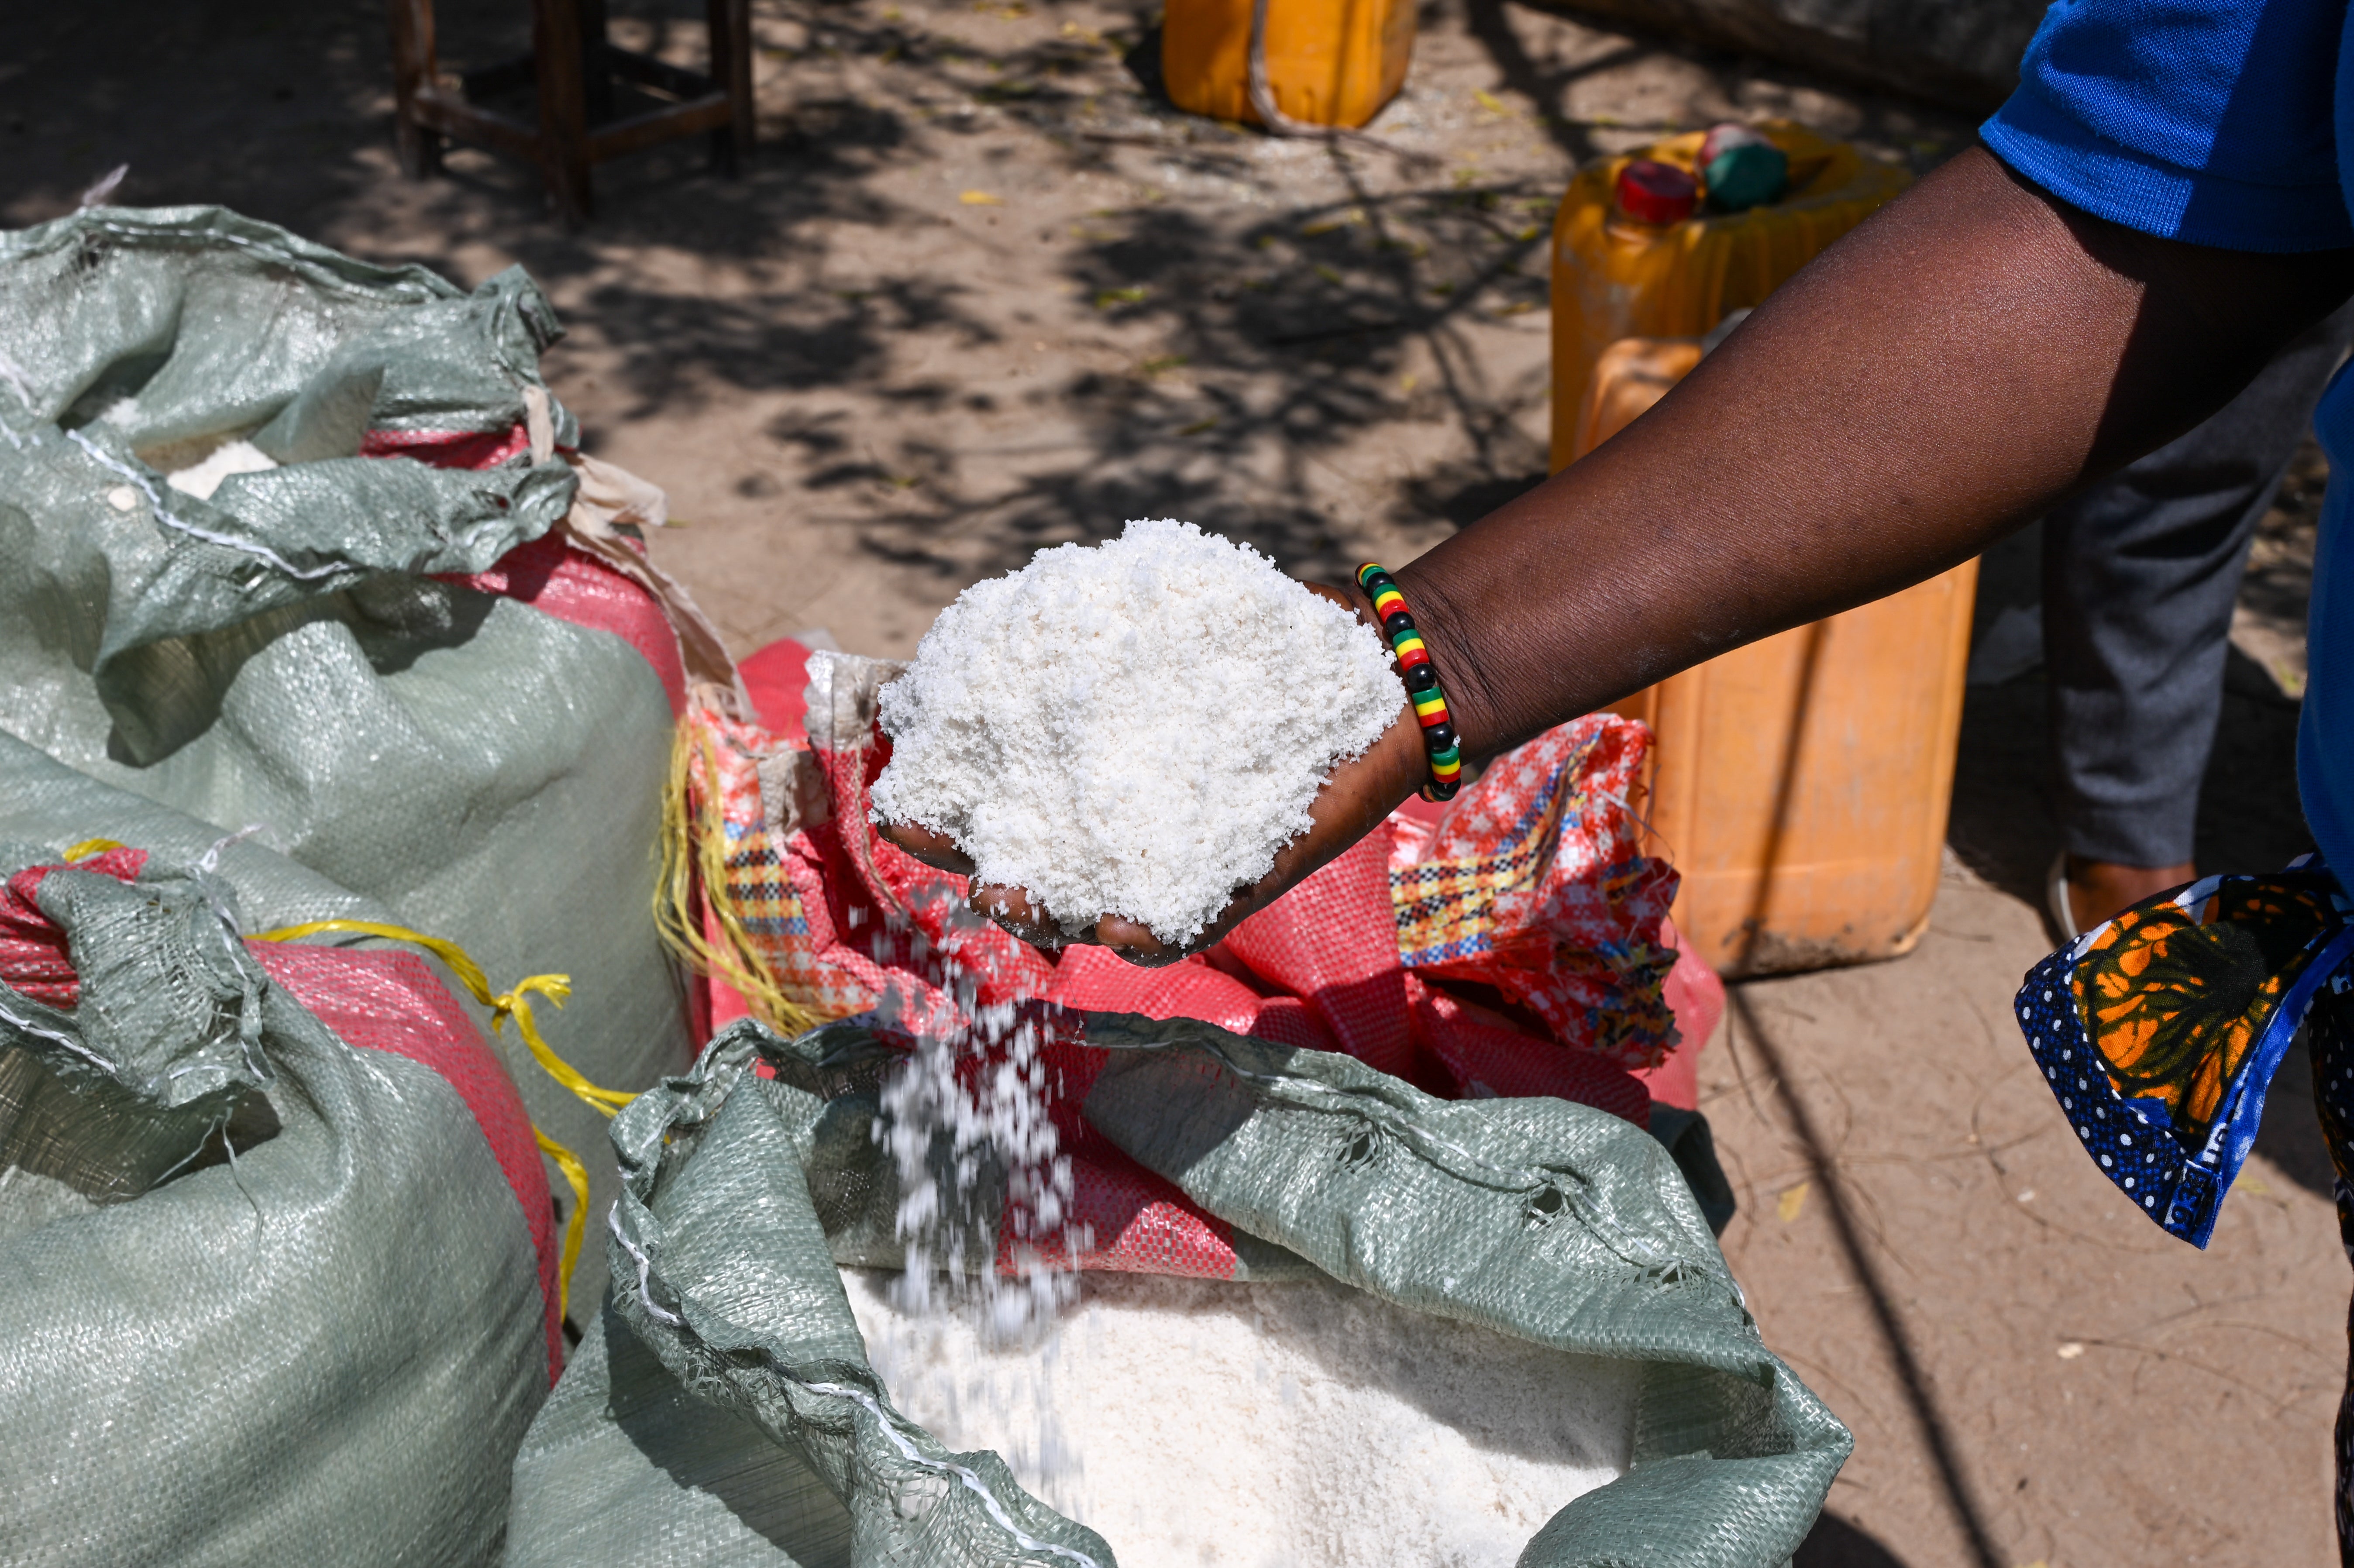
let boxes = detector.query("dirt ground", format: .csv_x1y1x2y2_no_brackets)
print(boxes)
7,0,2346,1562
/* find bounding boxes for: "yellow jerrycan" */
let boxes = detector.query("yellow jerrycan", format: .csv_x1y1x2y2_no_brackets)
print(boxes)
1549,122,1911,466
1162,0,1415,130
1571,337,1979,976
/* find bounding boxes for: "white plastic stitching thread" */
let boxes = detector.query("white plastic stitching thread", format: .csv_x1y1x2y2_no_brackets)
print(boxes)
163,1061,242,1086
0,349,31,451
196,825,263,876
0,347,32,408
65,429,348,582
77,164,128,209
608,1205,682,1325
791,1375,1105,1568
1592,785,1673,858
0,989,111,1072
610,1194,1099,1568
152,1111,229,1186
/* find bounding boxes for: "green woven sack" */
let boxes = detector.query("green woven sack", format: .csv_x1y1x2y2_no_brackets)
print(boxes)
0,205,693,1311
0,740,554,1567
506,1014,1848,1567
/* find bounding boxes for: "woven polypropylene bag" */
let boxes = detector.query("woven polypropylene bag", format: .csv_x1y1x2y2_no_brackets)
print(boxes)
0,205,698,1311
681,651,1663,1110
0,765,555,1568
506,1013,1847,1567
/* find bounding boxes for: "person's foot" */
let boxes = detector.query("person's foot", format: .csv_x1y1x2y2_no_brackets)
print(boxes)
2056,854,2196,935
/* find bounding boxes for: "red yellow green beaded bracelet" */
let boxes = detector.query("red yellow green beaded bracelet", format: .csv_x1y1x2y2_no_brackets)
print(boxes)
1356,562,1462,801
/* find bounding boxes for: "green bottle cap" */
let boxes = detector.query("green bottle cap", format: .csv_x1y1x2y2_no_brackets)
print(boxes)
1703,143,1790,213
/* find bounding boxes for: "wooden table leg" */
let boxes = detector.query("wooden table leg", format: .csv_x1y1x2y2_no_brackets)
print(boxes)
386,0,445,177
706,0,754,174
532,0,593,224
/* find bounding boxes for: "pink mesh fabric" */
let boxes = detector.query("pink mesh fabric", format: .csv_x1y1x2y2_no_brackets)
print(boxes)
1044,946,1337,1054
1636,916,1722,1111
738,638,814,743
0,847,149,1005
436,533,687,718
249,942,563,1377
1007,1145,1244,1279
1001,1019,1243,1280
1219,825,1415,1079
359,423,531,470
1404,973,1649,1123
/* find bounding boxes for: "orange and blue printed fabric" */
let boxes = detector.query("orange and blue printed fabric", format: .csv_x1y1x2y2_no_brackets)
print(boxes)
2014,858,2354,1246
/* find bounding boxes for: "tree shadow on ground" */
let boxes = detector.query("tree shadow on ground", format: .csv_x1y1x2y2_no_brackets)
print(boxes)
1795,1511,1912,1567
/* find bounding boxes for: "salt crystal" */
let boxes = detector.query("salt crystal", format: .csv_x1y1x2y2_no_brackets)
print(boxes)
165,439,278,501
870,519,1401,946
846,1266,1636,1568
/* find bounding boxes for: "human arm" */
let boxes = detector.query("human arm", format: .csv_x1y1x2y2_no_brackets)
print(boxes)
893,147,2354,959
1404,146,2354,762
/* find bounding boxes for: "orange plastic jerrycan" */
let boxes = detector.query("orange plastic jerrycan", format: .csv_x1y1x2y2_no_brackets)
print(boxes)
1549,122,1910,468
1573,337,1979,976
1162,0,1415,131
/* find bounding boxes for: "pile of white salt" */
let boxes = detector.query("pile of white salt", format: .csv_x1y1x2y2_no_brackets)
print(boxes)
868,519,1401,946
846,1268,1635,1568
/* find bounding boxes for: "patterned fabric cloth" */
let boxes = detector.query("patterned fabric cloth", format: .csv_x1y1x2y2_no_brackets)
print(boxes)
1393,716,1681,1071
2015,863,2354,1245
685,667,1682,1082
2015,860,2354,1558
685,690,1054,1038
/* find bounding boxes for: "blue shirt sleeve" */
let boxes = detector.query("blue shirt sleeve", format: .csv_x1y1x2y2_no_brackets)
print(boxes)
1982,0,2354,251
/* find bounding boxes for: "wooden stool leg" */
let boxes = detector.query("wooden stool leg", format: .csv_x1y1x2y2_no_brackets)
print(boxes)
532,0,594,224
576,0,614,127
706,0,754,175
386,0,444,177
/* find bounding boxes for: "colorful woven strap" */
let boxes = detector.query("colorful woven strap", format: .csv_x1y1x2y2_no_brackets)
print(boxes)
1357,563,1462,802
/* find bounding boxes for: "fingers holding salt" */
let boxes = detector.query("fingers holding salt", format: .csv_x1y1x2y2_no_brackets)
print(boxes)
868,519,1400,951
878,818,977,875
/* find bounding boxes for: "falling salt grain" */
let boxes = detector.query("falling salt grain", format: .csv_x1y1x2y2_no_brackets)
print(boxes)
870,519,1401,945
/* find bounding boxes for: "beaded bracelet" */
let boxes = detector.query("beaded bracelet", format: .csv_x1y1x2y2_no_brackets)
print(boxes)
1356,562,1462,801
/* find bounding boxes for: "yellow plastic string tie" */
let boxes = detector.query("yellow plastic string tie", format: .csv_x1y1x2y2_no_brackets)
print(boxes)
61,839,127,862
248,918,633,1117
533,1126,591,1325
244,918,602,1327
652,715,822,1039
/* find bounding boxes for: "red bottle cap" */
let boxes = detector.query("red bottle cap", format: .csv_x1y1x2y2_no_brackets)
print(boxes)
1615,158,1699,226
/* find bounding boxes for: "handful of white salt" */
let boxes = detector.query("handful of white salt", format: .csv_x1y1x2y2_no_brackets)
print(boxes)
869,519,1402,946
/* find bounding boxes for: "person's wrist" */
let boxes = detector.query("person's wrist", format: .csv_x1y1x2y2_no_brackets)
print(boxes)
1387,560,1499,764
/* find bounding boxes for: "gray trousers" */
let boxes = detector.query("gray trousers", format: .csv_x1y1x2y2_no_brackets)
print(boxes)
2043,303,2354,868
